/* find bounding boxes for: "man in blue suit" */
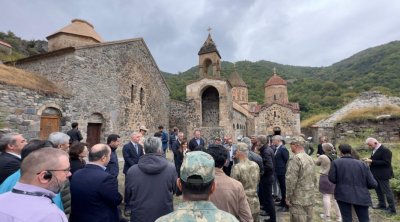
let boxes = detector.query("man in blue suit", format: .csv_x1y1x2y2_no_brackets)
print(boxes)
273,135,289,212
70,144,122,222
122,132,144,216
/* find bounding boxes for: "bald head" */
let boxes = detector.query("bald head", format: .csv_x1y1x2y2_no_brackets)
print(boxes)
20,148,68,181
88,144,111,166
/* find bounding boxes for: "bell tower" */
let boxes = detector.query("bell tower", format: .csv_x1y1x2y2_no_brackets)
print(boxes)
198,27,221,78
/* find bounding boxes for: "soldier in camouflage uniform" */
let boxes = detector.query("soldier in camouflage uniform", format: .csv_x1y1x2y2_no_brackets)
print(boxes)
231,142,260,221
285,136,317,222
156,151,238,222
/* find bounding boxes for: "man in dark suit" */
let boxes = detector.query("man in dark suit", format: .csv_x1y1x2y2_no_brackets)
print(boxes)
364,138,396,214
273,135,289,212
70,144,122,222
171,132,184,174
257,135,276,222
122,132,144,216
105,134,121,178
122,132,144,174
188,129,205,151
66,122,83,144
0,133,27,184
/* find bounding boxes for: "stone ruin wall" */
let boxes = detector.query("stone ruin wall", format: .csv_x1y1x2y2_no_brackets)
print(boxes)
0,84,72,140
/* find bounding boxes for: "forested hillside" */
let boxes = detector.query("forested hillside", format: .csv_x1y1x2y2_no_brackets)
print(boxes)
0,31,47,61
164,41,400,119
1,31,399,119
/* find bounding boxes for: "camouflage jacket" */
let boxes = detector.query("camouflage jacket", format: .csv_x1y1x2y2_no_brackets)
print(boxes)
156,200,239,222
231,158,260,215
285,152,317,206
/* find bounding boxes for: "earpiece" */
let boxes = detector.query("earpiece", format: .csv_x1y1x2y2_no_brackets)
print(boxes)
43,171,53,180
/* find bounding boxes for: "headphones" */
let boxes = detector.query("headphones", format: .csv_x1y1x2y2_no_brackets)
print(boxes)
43,171,53,180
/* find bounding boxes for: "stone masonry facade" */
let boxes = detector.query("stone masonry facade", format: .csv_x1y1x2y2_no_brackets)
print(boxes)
0,84,72,140
13,39,170,143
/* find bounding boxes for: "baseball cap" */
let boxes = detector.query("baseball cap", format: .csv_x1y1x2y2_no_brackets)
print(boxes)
286,135,306,146
180,151,215,184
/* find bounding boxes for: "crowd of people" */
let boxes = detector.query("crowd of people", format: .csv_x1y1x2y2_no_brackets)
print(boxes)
0,123,397,222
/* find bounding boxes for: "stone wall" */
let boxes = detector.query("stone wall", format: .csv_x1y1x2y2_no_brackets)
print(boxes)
48,34,98,52
15,39,170,143
232,109,247,139
316,91,400,128
255,104,300,136
0,84,71,140
169,99,188,136
334,117,400,143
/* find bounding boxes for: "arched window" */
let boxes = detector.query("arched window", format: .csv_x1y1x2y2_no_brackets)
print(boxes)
274,94,277,101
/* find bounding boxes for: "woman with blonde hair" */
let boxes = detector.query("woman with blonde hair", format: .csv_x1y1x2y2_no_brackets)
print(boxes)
316,143,342,221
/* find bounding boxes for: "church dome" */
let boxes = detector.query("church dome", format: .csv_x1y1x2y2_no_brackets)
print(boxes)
265,71,287,87
46,19,103,42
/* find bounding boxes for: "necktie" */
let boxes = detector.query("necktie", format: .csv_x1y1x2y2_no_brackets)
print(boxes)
134,144,138,154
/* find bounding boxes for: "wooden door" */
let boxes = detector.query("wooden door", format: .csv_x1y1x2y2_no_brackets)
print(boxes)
87,123,102,148
40,116,60,139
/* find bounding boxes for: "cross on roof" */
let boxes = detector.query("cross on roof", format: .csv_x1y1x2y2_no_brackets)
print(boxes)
207,26,212,34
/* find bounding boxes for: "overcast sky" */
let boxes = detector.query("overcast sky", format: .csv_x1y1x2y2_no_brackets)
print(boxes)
1,0,399,73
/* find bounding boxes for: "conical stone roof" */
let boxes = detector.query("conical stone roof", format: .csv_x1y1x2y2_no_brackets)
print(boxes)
198,34,221,58
229,67,247,87
46,19,103,42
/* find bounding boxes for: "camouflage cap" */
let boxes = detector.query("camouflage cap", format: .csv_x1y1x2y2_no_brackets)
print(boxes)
180,151,215,184
286,135,306,146
236,142,249,152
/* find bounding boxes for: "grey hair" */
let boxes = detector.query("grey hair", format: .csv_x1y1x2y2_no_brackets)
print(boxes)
48,132,70,147
0,133,21,152
322,143,334,153
365,137,378,144
272,135,283,141
241,137,252,149
257,135,267,146
144,136,162,154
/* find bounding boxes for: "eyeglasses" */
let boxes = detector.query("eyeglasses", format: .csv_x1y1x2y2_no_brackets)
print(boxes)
37,167,71,175
47,167,71,173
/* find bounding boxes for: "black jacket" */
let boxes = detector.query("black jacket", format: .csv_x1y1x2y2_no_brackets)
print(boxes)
188,137,205,151
67,128,83,143
106,147,119,178
370,145,394,180
0,152,21,184
122,142,144,174
259,145,275,179
125,153,177,222
70,164,122,222
328,156,377,206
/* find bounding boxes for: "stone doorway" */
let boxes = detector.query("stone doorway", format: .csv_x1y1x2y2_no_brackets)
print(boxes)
201,86,219,127
273,127,281,135
39,107,61,139
87,123,101,148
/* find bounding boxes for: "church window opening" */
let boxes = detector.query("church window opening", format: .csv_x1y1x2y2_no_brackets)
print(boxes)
236,123,239,129
203,59,212,76
201,86,219,127
274,111,276,117
274,94,277,101
140,87,144,107
131,85,134,103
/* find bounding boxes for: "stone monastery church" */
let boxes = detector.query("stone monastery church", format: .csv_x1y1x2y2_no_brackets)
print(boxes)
0,19,300,144
171,33,300,141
